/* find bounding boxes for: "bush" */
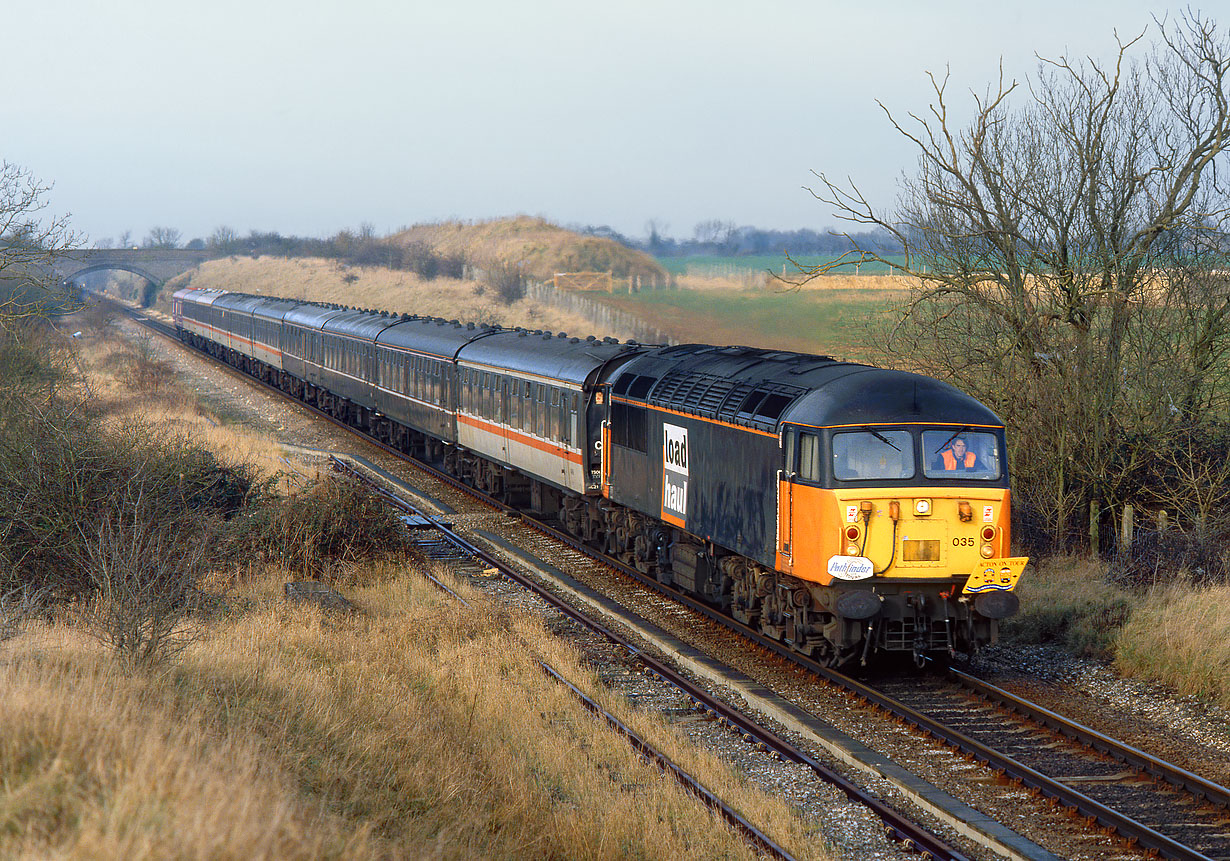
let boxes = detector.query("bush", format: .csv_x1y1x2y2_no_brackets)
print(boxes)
123,334,175,393
1111,525,1230,590
0,397,259,600
221,476,405,577
484,262,526,305
73,506,215,666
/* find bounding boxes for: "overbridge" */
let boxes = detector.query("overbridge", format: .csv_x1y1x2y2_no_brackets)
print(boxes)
54,248,212,291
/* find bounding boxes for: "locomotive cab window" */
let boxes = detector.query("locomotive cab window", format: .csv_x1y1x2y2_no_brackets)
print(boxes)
782,428,822,483
922,430,1001,480
832,430,914,481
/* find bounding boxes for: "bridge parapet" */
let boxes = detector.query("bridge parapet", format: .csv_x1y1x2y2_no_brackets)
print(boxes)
54,248,214,287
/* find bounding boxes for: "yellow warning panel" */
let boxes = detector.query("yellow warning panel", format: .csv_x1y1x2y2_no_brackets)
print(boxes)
963,557,1029,594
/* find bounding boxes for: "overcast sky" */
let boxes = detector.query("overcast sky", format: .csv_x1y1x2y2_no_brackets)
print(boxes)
3,0,1173,246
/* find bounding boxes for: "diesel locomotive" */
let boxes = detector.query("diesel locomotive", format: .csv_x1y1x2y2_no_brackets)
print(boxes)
172,285,1027,666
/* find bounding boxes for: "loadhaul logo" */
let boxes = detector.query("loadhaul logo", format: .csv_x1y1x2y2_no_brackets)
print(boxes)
661,423,688,526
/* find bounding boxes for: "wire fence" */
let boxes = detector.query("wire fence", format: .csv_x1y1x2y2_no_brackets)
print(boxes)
524,280,674,345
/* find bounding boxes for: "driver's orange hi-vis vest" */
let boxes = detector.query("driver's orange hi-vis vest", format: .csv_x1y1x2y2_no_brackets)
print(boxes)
942,449,976,470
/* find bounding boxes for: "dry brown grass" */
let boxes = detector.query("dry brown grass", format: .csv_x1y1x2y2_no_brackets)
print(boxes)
1002,556,1136,658
1114,583,1230,708
0,563,831,859
71,320,286,483
159,256,632,338
391,216,666,282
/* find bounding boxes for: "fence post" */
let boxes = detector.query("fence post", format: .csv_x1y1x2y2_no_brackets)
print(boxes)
1088,499,1100,554
1121,504,1135,551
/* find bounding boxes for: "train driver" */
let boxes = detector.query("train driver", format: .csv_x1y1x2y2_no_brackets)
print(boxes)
932,436,981,472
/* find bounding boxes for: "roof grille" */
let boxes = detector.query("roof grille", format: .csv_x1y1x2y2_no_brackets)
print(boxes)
646,369,806,427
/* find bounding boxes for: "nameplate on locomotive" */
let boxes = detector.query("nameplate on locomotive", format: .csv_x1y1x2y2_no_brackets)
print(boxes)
661,423,689,525
827,555,874,580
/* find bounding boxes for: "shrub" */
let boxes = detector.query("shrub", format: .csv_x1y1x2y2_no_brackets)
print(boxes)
1111,525,1230,590
123,334,175,393
484,262,526,305
221,476,405,577
73,507,215,666
0,398,259,600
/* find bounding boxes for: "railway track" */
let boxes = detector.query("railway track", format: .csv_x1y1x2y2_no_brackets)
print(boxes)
326,455,965,861
110,297,1230,860
868,667,1230,861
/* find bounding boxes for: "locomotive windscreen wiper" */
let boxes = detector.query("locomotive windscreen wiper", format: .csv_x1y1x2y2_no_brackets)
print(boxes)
863,426,901,451
936,426,971,450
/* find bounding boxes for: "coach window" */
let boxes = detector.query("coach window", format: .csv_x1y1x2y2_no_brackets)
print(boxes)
534,384,546,437
509,379,521,428
570,394,579,446
550,388,560,441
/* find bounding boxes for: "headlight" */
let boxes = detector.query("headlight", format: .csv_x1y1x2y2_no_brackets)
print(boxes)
981,543,994,558
845,543,861,556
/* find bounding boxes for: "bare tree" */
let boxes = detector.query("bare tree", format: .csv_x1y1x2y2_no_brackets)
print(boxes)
800,13,1230,549
143,226,182,249
74,507,211,666
692,219,737,248
0,161,78,329
118,229,132,249
208,224,239,252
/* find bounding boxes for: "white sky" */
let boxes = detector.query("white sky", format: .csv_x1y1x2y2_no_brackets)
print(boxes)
2,0,1172,245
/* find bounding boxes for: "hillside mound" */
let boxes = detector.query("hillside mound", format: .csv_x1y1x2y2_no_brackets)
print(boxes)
156,257,631,339
390,217,666,282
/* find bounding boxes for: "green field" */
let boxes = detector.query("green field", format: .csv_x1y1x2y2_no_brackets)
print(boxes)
599,284,906,362
655,254,907,278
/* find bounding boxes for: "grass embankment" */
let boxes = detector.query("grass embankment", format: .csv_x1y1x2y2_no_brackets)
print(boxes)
0,312,830,859
391,216,667,282
155,256,630,339
1,567,826,859
1005,557,1230,708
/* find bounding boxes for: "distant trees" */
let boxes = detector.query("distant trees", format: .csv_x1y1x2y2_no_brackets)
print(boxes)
143,226,181,249
202,226,464,280
804,12,1230,553
207,225,239,251
580,221,899,258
